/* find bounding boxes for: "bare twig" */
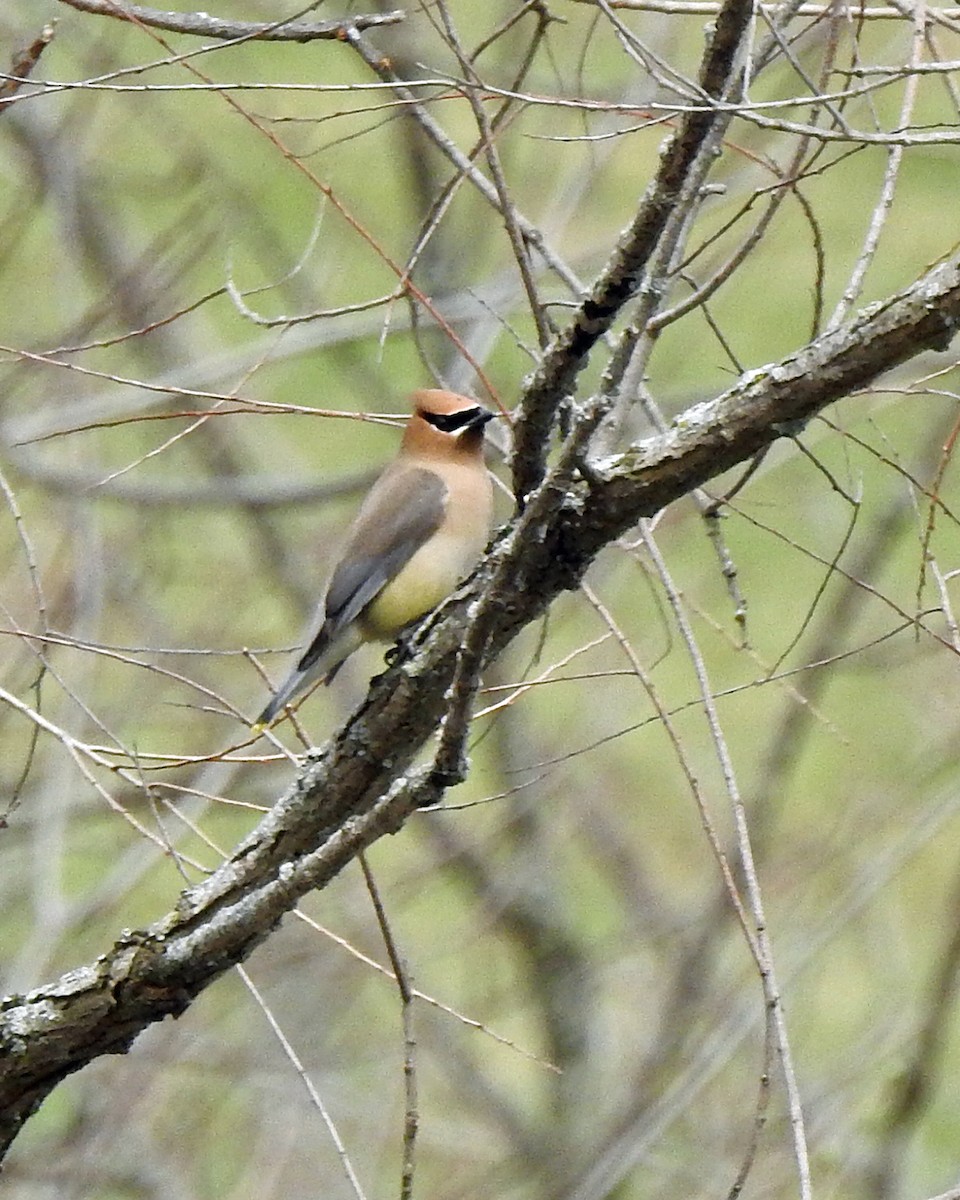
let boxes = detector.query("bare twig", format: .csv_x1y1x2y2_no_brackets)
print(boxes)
641,526,811,1197
358,854,418,1200
827,0,927,326
55,0,404,41
0,22,56,108
433,1,553,347
237,966,369,1200
343,27,587,300
569,0,957,17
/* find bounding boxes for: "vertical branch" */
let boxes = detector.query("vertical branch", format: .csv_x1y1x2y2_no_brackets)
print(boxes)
359,853,419,1200
433,0,554,347
510,0,755,502
827,0,927,326
640,525,813,1200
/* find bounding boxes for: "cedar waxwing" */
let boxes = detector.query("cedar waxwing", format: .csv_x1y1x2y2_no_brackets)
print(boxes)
255,389,495,727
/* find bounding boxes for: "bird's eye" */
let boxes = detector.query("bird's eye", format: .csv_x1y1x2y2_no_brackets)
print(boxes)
422,407,487,433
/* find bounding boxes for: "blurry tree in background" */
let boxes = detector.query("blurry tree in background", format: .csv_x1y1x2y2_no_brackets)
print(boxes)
2,1,960,1197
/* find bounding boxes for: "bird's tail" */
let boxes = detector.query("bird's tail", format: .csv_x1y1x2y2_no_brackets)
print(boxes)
253,669,310,730
252,623,363,730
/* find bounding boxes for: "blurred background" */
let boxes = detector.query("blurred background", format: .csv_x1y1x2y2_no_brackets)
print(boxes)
2,1,960,1197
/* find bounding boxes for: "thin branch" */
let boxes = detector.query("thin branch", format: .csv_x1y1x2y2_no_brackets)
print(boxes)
358,855,419,1200
55,0,404,41
568,0,958,18
237,966,369,1200
342,27,587,299
827,0,926,326
434,0,553,347
641,526,811,1197
0,22,56,108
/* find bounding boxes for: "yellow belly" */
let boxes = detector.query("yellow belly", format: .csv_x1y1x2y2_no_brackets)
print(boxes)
361,528,487,639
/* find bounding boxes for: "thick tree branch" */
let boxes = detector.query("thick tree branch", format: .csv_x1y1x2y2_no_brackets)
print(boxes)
583,253,960,525
2,248,959,1158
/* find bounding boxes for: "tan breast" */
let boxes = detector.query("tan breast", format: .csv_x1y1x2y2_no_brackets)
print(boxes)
361,459,492,638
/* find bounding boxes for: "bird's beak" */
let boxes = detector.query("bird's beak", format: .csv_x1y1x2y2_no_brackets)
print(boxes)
470,409,497,430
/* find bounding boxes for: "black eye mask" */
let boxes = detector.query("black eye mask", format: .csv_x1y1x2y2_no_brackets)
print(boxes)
422,407,492,433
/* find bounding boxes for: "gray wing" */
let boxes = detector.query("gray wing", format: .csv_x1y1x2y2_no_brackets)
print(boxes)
297,466,447,673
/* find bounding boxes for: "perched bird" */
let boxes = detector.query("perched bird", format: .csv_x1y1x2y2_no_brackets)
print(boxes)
255,389,495,727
